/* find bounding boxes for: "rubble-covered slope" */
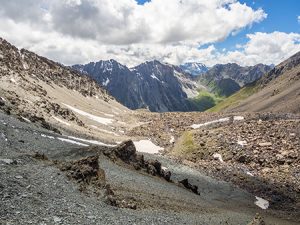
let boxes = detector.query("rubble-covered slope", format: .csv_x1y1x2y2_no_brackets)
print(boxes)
0,38,137,143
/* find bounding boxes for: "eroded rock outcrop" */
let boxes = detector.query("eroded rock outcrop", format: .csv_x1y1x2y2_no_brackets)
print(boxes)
104,140,172,182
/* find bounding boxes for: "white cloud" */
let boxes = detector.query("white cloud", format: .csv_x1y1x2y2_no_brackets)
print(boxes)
298,15,300,24
213,32,300,66
0,0,267,66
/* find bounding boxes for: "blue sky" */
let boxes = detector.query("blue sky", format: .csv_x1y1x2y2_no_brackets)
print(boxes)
219,0,300,50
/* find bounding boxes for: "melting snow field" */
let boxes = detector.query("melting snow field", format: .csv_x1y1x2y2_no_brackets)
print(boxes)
255,196,269,209
191,118,229,129
191,116,245,129
41,134,55,139
39,132,116,147
57,137,89,147
67,136,116,147
134,140,164,154
63,103,113,125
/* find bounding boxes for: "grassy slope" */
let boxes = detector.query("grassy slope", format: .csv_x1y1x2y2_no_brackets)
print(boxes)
189,90,223,112
171,131,199,157
207,84,257,112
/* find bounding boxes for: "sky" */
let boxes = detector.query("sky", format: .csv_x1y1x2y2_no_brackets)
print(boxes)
0,0,299,67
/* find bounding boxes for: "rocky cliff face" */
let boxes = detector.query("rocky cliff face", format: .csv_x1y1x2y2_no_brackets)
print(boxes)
199,63,272,97
73,60,199,112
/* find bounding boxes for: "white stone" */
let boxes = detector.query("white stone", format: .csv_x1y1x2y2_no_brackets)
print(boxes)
213,153,224,162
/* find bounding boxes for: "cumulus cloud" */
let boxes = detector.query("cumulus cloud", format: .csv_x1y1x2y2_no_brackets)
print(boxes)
213,32,300,66
0,0,275,66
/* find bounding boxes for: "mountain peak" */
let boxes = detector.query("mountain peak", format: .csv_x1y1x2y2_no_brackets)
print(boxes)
180,62,209,76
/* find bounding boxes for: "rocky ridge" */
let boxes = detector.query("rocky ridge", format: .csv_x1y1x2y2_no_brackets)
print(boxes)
73,60,200,112
198,63,273,97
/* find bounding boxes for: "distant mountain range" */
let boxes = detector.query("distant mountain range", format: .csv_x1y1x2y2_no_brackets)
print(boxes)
197,63,273,97
73,60,273,112
179,62,209,76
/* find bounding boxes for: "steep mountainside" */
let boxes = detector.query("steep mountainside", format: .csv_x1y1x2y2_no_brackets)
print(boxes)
198,63,272,97
180,62,209,76
73,60,200,112
222,51,300,113
0,38,136,143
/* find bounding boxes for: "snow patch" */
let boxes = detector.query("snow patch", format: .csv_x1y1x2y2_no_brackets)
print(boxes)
191,117,230,129
150,73,160,81
63,104,113,125
213,153,224,162
57,137,89,147
102,78,110,86
67,136,116,147
134,140,164,154
237,140,247,146
41,134,55,139
234,116,244,121
53,116,71,126
255,196,269,209
21,117,31,123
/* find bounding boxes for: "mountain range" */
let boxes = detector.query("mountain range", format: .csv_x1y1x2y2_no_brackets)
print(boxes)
197,63,273,97
212,52,300,113
73,60,200,112
73,60,273,112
